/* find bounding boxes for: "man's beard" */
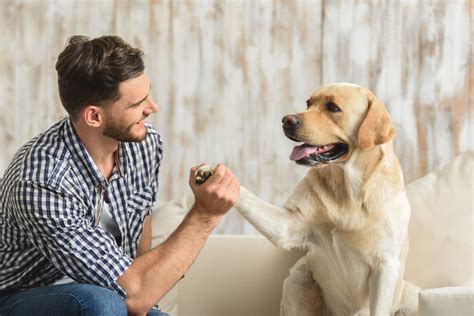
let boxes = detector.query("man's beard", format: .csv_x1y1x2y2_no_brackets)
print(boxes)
103,119,147,142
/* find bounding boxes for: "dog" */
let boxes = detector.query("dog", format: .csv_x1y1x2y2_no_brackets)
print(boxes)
196,83,418,315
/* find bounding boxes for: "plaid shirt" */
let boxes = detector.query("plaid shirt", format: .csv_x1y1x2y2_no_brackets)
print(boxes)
0,117,162,297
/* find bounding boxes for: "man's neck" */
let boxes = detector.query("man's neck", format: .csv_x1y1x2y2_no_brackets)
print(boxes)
72,120,118,180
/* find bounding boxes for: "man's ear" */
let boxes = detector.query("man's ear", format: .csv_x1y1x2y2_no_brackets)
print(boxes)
82,106,103,128
357,92,395,150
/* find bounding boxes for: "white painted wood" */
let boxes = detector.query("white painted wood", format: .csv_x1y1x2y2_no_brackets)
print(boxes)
0,0,472,234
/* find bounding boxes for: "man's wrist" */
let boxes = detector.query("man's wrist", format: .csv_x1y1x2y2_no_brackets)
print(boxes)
188,204,222,229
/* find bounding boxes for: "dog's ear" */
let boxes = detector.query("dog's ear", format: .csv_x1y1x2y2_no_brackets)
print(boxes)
357,92,395,150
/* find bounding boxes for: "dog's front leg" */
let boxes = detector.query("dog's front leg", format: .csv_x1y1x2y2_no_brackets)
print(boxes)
369,258,400,316
236,186,306,250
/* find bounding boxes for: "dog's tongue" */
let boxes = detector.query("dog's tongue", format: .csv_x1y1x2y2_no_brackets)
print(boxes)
289,144,318,161
289,144,336,161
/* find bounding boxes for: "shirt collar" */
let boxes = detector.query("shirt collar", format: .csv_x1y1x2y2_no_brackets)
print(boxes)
114,142,126,178
62,117,127,187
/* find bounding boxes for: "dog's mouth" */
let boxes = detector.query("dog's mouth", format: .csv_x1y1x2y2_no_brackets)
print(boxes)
289,142,348,166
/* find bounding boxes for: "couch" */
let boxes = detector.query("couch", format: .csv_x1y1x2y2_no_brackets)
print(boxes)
152,151,474,316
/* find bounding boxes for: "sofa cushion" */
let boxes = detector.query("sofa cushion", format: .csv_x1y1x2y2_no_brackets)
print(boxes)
405,151,473,289
177,235,304,316
151,197,188,315
418,287,474,316
151,197,188,247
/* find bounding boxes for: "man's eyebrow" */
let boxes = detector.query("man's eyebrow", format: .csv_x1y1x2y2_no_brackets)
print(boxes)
127,85,152,108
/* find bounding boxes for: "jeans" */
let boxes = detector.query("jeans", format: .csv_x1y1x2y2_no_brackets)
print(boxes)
0,283,169,316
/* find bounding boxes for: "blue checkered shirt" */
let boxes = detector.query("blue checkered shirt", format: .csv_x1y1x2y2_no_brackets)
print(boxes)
0,117,162,297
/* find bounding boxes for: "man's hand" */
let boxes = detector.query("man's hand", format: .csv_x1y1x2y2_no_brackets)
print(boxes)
188,163,240,219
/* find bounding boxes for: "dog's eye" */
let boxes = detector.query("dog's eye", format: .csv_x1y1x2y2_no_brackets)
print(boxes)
325,102,341,113
306,100,311,109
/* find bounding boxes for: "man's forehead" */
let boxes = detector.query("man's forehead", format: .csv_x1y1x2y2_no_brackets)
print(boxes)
120,73,149,91
119,73,150,101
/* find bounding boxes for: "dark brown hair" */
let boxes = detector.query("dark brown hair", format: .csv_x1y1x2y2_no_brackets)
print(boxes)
55,35,144,120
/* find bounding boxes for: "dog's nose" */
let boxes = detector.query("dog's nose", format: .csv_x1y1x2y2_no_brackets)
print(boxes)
282,115,300,133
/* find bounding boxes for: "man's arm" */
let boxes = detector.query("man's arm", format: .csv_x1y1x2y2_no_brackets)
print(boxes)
136,215,151,257
117,164,239,315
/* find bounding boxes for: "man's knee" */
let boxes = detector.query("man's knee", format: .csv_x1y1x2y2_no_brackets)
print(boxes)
68,284,127,316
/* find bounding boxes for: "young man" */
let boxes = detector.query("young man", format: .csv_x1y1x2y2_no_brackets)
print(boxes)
0,35,240,316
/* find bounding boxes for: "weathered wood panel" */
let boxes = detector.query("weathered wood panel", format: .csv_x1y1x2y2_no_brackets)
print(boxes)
0,0,472,235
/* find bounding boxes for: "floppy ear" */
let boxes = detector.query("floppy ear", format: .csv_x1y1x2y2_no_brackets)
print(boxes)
357,93,395,150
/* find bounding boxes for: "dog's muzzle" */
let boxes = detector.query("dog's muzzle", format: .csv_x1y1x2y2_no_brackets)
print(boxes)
282,114,348,167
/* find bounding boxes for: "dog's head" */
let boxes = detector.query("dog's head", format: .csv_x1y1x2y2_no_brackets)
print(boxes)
283,83,395,167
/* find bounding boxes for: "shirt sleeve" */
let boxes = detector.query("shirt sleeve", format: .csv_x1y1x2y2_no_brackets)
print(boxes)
12,180,133,297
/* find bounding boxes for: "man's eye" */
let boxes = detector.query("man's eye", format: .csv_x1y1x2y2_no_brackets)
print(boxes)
325,102,341,112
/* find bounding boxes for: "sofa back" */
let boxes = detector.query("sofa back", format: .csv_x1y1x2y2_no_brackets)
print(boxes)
405,151,473,289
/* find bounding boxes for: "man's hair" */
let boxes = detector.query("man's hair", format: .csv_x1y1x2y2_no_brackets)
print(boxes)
55,35,144,120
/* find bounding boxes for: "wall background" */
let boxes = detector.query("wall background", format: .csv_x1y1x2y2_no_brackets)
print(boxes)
0,0,472,234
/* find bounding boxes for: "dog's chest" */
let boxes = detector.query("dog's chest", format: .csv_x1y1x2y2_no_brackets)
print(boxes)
307,226,372,309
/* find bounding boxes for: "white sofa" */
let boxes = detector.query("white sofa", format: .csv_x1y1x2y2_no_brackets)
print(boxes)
152,151,474,316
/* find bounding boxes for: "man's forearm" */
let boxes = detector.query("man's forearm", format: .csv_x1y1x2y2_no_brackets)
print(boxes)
136,215,152,257
117,206,220,314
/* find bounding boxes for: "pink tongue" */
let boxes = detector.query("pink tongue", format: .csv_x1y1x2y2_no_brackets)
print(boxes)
289,144,318,161
289,144,336,161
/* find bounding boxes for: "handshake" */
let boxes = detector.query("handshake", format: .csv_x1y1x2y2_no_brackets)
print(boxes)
194,165,215,185
188,163,240,219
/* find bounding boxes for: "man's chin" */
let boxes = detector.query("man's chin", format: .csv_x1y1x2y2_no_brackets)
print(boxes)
133,131,148,142
103,129,148,143
121,130,147,142
132,124,148,142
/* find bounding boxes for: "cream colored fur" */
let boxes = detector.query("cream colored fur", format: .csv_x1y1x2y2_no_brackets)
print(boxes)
235,83,419,316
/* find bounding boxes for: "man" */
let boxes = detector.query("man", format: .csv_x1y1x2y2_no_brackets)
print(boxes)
0,35,240,316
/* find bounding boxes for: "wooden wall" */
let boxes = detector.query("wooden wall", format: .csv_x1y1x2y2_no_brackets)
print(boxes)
1,0,472,234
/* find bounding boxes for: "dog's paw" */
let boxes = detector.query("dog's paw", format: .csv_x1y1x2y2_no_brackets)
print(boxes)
194,165,215,185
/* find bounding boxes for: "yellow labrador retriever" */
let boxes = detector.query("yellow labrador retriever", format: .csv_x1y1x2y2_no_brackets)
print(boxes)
232,83,418,315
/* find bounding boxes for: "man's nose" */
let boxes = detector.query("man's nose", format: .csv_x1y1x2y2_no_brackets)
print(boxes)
144,97,159,114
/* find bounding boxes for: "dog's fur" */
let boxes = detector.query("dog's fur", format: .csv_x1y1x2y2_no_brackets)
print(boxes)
234,83,419,316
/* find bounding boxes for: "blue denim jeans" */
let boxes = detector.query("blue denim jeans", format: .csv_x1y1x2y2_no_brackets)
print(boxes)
0,283,169,316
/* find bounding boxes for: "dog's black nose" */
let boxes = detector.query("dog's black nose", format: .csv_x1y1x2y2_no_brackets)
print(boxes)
282,115,300,133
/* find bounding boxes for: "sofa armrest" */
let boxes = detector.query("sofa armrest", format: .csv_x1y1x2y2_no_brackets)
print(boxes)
419,287,474,316
177,235,304,316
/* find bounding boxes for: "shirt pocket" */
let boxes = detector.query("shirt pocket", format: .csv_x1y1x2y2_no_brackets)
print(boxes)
126,188,154,243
